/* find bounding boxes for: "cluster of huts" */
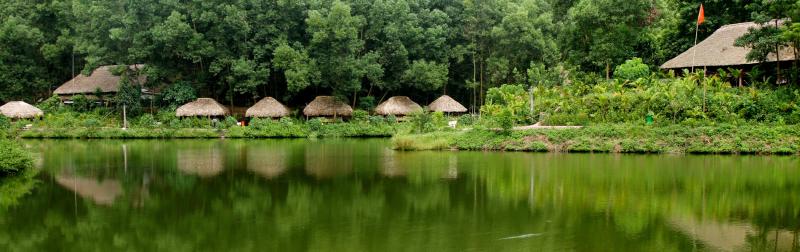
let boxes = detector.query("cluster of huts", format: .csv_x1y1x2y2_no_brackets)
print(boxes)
173,95,467,120
0,63,468,121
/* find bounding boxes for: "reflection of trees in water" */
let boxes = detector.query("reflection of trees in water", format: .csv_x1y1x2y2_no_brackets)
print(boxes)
0,168,38,209
177,145,224,177
7,140,800,251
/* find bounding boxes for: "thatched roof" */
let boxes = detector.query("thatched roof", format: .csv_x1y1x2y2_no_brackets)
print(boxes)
53,64,147,95
176,98,230,117
245,97,290,118
428,95,467,113
661,21,797,69
375,96,423,116
303,96,353,117
0,101,43,119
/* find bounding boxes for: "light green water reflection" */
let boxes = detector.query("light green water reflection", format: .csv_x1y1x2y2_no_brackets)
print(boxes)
1,139,799,251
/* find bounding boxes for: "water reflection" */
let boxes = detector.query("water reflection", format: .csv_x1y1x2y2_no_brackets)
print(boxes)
177,143,224,177
3,139,800,251
55,174,123,206
246,143,288,179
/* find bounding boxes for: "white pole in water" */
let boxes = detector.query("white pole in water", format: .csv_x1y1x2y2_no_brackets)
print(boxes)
123,105,128,130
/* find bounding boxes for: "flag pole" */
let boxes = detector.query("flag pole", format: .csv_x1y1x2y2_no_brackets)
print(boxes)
691,22,699,72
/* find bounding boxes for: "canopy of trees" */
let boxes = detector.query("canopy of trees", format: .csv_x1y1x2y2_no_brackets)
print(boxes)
0,0,796,109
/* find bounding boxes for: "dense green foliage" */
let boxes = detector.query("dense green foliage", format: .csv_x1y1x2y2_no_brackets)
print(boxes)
393,124,800,154
12,109,406,139
476,73,800,127
2,0,797,109
0,140,34,177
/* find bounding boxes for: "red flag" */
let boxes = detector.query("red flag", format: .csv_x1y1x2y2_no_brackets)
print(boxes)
697,4,705,25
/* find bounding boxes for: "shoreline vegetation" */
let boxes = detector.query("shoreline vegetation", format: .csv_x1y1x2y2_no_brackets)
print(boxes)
4,73,800,155
392,124,800,154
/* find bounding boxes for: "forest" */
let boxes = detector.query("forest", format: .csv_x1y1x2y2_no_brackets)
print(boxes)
2,0,799,112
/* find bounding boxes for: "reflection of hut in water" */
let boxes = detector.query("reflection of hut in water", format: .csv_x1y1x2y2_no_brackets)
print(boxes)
246,146,288,179
177,146,224,177
381,149,405,177
55,175,123,206
670,217,798,251
305,143,353,178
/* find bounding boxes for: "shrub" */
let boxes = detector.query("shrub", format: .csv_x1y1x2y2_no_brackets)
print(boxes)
82,118,101,128
133,114,158,128
409,111,434,133
458,114,476,126
70,94,94,112
352,110,369,122
614,58,650,81
0,140,33,176
38,94,63,113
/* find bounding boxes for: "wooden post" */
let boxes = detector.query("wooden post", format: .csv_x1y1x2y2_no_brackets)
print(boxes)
691,21,700,72
122,105,128,130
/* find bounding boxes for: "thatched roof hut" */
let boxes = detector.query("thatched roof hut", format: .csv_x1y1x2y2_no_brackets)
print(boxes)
245,97,290,118
661,21,797,69
176,98,230,117
428,95,468,113
303,96,353,117
375,96,423,116
53,64,147,96
0,101,44,119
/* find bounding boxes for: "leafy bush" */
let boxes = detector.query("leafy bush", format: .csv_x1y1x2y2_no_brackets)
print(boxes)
0,115,9,130
71,94,94,112
38,94,63,113
530,74,800,125
409,111,434,133
358,96,376,110
0,140,33,176
82,118,101,128
614,58,650,81
352,110,369,122
480,84,533,129
133,113,158,128
458,114,476,126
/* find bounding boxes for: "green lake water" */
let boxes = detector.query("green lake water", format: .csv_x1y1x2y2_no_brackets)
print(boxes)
2,139,800,251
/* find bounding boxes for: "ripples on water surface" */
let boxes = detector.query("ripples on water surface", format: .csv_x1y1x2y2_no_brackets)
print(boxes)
2,139,799,251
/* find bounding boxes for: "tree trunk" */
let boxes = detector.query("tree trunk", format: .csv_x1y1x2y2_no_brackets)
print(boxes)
606,62,610,80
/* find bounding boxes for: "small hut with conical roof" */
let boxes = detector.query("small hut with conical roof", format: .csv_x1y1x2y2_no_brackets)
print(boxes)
375,96,423,116
303,96,353,118
245,97,290,118
176,98,230,117
0,101,44,119
428,95,468,114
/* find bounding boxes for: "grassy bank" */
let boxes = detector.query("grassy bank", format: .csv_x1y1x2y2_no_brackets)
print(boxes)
16,122,399,139
392,124,800,154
